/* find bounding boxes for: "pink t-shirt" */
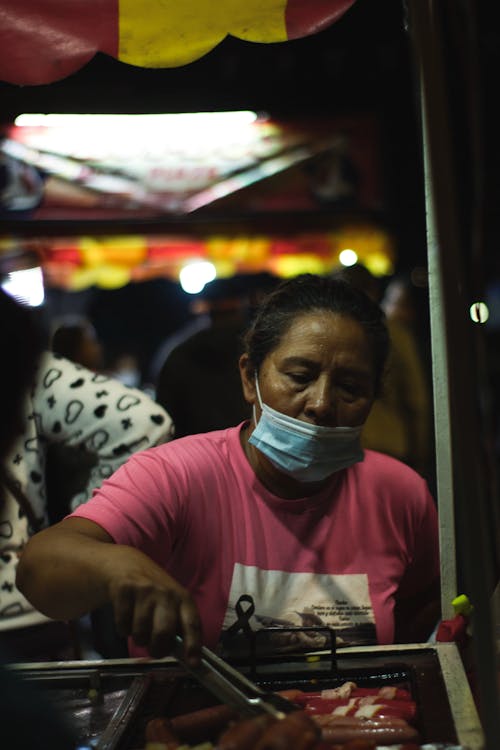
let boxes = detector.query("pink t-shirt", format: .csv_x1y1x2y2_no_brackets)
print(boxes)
71,424,439,655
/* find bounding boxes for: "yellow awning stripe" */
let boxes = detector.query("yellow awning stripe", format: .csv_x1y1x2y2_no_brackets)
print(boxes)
118,0,288,67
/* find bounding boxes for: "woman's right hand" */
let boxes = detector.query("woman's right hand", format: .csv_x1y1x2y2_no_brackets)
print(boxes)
105,548,202,662
17,517,202,663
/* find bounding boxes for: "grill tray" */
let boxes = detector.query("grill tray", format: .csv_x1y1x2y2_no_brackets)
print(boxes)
11,646,463,749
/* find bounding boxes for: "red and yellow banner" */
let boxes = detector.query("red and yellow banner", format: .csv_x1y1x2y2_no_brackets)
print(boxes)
21,224,394,290
0,0,355,85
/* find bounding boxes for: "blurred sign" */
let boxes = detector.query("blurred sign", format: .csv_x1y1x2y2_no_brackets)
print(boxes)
4,225,395,291
1,112,382,220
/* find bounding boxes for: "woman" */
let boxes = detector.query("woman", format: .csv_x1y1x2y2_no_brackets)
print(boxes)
17,274,440,665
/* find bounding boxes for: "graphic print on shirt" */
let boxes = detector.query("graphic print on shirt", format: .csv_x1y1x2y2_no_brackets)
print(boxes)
221,564,377,656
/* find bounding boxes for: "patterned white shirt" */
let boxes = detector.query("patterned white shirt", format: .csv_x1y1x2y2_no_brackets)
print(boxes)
0,351,173,630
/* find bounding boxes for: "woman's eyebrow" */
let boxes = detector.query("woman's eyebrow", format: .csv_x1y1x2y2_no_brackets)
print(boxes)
281,356,317,368
280,357,373,383
336,365,374,382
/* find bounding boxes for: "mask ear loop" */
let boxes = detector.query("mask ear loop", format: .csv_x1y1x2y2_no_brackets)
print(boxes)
252,370,263,425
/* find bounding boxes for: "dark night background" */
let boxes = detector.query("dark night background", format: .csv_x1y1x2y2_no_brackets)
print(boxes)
0,0,499,379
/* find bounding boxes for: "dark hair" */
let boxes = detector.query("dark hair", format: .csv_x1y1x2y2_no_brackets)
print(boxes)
329,263,381,303
51,322,88,361
0,289,44,460
243,273,390,396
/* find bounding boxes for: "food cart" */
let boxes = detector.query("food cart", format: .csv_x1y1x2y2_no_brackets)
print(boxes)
1,1,498,748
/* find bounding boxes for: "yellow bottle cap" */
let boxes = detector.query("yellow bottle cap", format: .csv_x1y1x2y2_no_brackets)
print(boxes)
452,594,473,617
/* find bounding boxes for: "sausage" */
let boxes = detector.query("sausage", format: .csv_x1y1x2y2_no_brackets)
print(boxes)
276,689,308,704
169,703,238,744
144,717,180,748
254,710,321,750
293,686,413,703
301,696,416,722
215,713,275,750
317,715,420,745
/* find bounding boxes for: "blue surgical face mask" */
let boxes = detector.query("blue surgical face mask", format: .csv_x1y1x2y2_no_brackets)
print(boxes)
248,375,364,482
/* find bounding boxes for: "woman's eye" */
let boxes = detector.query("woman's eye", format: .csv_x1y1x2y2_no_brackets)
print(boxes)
340,383,360,397
288,372,310,384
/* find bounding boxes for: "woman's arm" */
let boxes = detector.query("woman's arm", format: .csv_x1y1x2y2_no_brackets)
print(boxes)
16,517,201,661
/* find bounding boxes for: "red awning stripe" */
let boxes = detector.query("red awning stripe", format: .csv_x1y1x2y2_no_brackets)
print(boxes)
0,0,118,85
285,0,356,40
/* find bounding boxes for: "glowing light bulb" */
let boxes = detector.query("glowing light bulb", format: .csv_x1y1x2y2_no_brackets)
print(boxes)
179,261,216,294
339,249,358,267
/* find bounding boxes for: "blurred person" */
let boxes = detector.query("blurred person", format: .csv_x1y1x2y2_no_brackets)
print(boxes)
154,274,278,438
383,273,420,326
48,316,106,523
331,264,432,477
382,272,433,376
105,351,142,388
1,315,173,659
17,275,439,663
51,315,104,372
0,287,78,748
50,314,173,659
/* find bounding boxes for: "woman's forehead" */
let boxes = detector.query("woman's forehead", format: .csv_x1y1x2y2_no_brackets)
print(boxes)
277,310,366,346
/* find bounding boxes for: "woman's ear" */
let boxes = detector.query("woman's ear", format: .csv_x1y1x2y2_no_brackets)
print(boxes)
239,354,256,405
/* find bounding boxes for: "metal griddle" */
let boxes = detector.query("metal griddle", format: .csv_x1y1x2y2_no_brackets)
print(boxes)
9,642,483,749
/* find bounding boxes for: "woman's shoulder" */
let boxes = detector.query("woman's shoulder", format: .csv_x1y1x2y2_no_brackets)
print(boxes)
139,423,244,467
355,449,429,492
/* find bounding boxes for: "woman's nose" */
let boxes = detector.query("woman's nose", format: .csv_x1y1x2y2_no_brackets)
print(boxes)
304,381,336,425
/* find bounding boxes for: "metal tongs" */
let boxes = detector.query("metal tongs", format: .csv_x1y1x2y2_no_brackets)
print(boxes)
173,636,298,719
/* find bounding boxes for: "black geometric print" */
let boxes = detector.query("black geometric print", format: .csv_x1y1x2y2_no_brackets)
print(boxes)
116,394,141,411
65,400,84,424
121,418,132,429
127,437,149,452
70,378,85,388
47,396,56,408
0,553,11,564
52,421,62,433
1,581,14,592
86,430,109,451
112,444,129,456
151,414,165,425
24,437,38,453
43,368,63,388
94,404,108,418
13,454,22,465
30,471,42,484
96,390,109,398
1,602,24,617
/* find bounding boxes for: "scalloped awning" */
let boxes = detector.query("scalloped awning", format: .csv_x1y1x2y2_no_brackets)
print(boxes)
0,0,356,86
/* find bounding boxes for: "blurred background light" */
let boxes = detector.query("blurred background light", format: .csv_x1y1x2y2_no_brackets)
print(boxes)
1,266,45,306
469,301,489,323
179,260,216,294
339,248,358,266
